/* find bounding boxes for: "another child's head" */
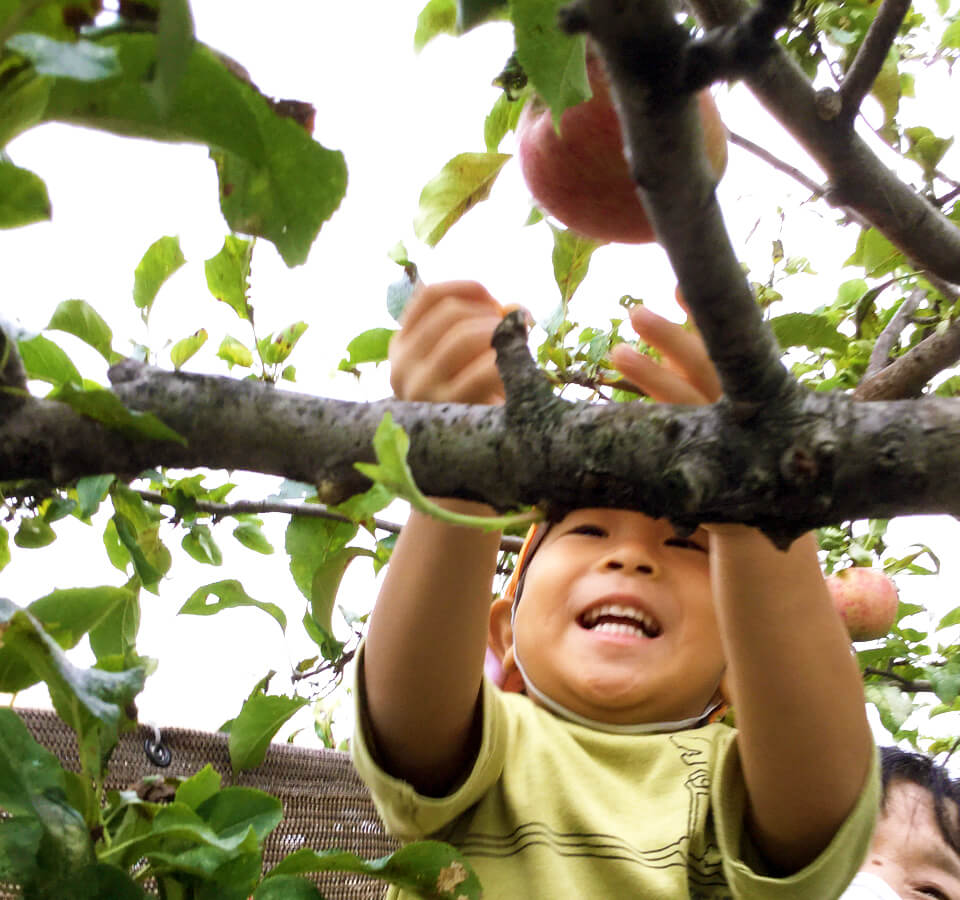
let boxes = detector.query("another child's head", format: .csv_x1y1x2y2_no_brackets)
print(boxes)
488,507,727,728
857,746,960,899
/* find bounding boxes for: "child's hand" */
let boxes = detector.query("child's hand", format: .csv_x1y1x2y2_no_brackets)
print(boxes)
390,280,507,405
609,301,721,405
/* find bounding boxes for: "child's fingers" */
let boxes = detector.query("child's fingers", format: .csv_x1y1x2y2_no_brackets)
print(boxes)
447,349,505,405
609,344,711,405
627,305,722,403
399,280,502,332
394,314,504,403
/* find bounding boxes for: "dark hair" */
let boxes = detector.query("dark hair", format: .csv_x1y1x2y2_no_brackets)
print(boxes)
880,745,960,856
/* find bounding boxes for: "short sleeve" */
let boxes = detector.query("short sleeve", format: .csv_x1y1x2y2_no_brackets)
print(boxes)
712,741,880,899
350,644,509,841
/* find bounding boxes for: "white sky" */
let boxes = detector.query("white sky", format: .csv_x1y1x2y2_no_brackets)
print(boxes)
2,1,959,752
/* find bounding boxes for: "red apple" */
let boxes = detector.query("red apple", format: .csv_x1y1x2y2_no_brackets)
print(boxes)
826,567,900,642
516,49,728,245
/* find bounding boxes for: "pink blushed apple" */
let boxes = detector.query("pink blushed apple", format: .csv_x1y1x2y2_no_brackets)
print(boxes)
826,567,899,642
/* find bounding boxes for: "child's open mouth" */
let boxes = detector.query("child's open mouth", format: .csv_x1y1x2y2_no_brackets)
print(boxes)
578,603,662,638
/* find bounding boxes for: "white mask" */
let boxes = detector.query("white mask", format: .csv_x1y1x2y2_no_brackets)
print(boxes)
840,872,903,900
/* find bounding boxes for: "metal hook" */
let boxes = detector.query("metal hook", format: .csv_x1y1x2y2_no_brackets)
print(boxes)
144,722,172,767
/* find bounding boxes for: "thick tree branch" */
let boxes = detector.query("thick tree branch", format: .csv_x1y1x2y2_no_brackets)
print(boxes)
6,343,960,546
838,0,912,124
559,0,793,408
685,0,960,287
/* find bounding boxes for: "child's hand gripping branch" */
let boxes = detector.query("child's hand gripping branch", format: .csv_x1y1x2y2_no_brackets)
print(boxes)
356,281,878,899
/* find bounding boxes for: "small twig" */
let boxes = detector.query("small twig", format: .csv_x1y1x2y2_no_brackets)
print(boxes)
838,0,912,124
726,130,826,198
135,489,526,552
936,185,960,208
863,288,924,380
864,666,934,693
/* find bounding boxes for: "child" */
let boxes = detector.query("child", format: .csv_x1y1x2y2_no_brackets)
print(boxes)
844,747,960,899
352,280,879,898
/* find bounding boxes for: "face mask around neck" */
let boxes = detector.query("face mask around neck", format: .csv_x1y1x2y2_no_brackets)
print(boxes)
839,872,903,900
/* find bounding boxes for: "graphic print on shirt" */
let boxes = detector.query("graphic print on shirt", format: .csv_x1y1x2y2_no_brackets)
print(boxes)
448,734,729,896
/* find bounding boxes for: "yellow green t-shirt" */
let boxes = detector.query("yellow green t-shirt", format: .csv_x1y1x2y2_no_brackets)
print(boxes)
352,672,878,900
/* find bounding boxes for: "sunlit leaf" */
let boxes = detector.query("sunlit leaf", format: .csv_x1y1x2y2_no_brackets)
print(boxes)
769,313,848,353
133,235,185,323
205,235,254,321
415,0,457,51
16,334,82,387
217,335,254,369
414,152,511,246
0,161,51,228
179,580,286,632
47,299,116,363
551,225,600,304
338,327,394,373
170,328,208,370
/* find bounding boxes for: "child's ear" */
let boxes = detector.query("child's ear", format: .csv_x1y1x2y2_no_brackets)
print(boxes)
489,597,524,693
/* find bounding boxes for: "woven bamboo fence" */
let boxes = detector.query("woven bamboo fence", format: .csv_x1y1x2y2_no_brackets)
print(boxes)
3,708,398,900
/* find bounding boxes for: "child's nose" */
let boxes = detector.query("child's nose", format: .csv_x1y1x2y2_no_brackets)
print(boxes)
599,544,658,576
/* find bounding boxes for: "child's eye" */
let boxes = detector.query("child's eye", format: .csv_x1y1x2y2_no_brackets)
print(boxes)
567,524,607,538
915,887,949,900
664,536,708,553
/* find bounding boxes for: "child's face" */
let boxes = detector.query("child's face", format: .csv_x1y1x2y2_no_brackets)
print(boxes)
859,779,960,900
505,507,725,725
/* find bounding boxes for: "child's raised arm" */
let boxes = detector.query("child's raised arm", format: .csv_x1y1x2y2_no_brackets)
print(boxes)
614,303,875,875
362,282,507,795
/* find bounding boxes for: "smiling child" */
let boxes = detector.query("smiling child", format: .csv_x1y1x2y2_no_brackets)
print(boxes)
352,281,880,899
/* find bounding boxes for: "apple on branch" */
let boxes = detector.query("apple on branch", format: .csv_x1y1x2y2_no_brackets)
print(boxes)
516,46,728,245
826,567,900,642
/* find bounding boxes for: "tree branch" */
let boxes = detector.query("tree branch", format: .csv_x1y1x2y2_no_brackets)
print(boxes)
838,0,912,124
133,489,525,553
727,129,826,198
864,666,934,693
558,0,794,408
685,0,960,287
863,288,924,381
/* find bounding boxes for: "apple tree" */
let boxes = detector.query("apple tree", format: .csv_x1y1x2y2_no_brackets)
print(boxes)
1,0,960,894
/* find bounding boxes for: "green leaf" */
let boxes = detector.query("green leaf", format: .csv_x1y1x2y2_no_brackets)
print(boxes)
415,0,457,51
512,0,590,124
88,581,141,663
307,546,373,636
133,235,186,323
112,514,170,593
41,862,148,899
0,65,50,147
927,660,960,706
232,521,274,555
0,600,145,776
844,228,905,277
0,527,9,573
904,125,954,179
49,382,187,445
170,328,208,370
258,321,308,366
254,875,324,900
75,473,115,519
942,17,960,48
939,605,960,630
0,161,51,228
14,516,55,548
864,682,915,735
175,764,222,812
16,334,82,387
414,152,511,246
485,90,527,152
217,335,254,369
551,225,600,304
458,0,509,31
266,841,481,899
285,515,357,602
47,299,116,363
179,580,287,632
769,313,848,353
6,33,119,81
42,35,347,267
227,693,308,773
0,708,93,885
148,0,195,112
205,235,254,321
181,523,223,565
338,327,394,372
103,517,132,573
